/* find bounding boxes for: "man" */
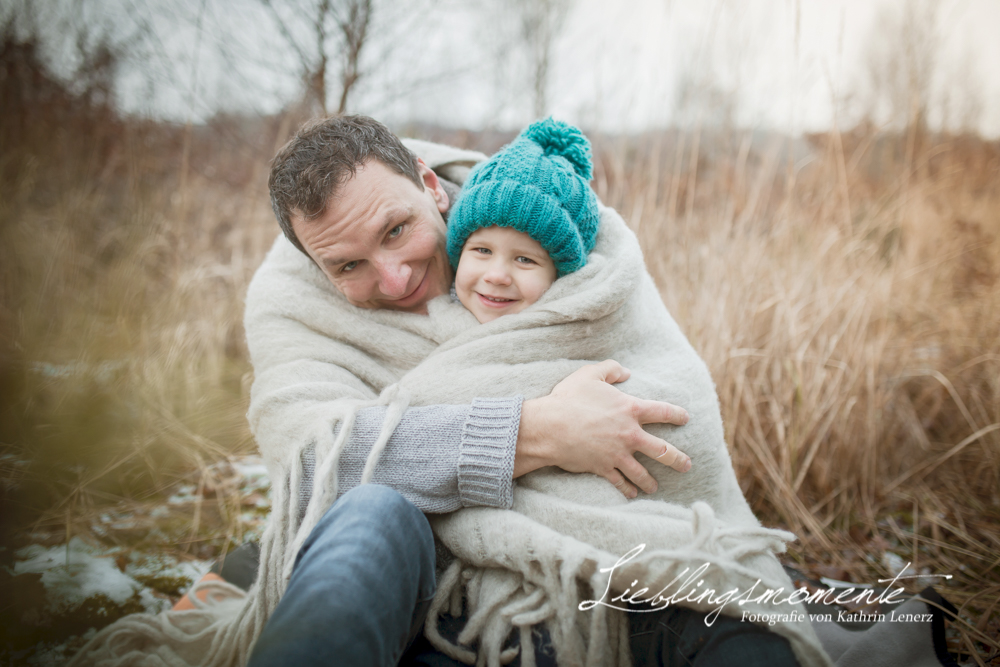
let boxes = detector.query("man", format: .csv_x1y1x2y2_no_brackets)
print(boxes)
244,116,801,666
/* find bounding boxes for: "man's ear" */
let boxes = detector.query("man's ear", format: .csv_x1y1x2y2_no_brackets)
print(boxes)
417,158,449,214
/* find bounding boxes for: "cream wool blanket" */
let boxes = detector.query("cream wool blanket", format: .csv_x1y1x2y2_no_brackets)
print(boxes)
69,142,831,667
348,209,830,667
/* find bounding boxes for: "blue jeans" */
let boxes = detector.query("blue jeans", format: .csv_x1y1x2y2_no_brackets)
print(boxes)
247,484,437,667
248,485,799,667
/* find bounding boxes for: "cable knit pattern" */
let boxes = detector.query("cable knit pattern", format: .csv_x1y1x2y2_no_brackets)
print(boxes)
446,118,600,276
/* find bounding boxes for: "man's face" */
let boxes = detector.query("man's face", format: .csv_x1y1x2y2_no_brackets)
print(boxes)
291,159,452,314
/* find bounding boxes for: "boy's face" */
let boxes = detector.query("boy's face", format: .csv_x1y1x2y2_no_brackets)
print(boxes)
455,226,558,323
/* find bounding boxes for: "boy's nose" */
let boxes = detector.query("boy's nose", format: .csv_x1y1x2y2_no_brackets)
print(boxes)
483,264,512,285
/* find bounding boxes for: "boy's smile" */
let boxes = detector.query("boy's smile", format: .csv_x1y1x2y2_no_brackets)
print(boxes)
455,226,558,323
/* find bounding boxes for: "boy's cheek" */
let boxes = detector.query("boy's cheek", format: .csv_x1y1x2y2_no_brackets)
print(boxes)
454,263,475,291
452,267,474,307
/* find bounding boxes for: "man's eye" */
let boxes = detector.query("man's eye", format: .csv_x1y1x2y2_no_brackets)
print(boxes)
341,261,359,273
388,224,404,238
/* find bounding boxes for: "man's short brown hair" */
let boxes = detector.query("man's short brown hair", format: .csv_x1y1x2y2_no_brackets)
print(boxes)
268,115,423,255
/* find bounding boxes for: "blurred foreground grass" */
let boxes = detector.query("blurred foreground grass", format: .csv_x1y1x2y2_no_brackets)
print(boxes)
1,35,998,664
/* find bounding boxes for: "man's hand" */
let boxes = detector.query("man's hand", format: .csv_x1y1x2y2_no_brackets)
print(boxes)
514,360,692,498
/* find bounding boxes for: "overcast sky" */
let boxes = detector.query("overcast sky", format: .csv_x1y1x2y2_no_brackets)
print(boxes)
24,0,1000,136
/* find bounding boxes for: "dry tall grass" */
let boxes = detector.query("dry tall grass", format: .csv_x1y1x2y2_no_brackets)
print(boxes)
2,41,998,660
588,126,1000,661
0,36,288,552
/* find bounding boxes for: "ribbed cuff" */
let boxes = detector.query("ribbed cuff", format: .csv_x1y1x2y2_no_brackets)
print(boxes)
458,396,521,509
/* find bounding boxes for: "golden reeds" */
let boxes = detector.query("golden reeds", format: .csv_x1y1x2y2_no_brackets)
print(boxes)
591,127,1000,660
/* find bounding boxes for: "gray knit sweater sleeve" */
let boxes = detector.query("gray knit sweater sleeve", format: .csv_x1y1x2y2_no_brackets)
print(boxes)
298,397,521,517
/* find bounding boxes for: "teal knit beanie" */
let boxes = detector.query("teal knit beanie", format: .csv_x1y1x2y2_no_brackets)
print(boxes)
446,118,600,277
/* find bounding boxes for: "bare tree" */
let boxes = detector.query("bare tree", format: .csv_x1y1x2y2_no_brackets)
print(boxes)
333,0,371,114
483,0,572,120
0,0,144,113
520,0,570,118
260,0,372,115
862,0,938,136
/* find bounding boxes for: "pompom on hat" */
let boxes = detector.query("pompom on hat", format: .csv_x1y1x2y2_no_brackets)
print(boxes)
446,118,600,276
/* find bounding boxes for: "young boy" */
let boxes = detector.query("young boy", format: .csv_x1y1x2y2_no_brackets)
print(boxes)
446,118,600,323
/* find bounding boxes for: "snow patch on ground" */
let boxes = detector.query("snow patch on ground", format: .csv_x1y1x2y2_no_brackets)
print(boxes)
13,538,207,616
5,454,268,664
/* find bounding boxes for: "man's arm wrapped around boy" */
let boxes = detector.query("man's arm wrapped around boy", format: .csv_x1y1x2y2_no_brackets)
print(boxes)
243,139,522,513
243,232,519,513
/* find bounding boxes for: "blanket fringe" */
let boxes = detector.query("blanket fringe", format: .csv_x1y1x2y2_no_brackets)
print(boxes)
67,388,821,667
423,498,812,667
424,548,634,666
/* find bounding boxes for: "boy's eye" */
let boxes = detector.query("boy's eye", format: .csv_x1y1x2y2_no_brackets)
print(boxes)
515,256,536,265
473,247,491,255
341,261,359,273
388,224,404,238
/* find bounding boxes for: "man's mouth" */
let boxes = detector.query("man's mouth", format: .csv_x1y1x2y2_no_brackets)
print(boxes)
391,268,429,307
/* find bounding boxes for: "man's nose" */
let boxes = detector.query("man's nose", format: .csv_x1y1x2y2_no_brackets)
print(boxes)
374,257,412,297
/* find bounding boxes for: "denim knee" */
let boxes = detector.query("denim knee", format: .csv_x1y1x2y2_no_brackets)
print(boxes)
249,484,439,667
328,483,426,523
298,484,436,584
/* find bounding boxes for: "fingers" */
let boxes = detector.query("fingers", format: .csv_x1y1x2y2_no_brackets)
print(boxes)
605,469,638,499
632,397,689,426
656,443,693,473
587,359,630,384
634,430,692,472
617,456,658,495
607,445,690,500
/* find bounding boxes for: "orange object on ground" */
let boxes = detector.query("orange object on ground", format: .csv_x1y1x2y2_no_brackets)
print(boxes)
172,572,226,611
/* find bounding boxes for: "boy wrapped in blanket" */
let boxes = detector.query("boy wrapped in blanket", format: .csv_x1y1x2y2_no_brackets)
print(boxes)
389,119,828,665
444,119,695,480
